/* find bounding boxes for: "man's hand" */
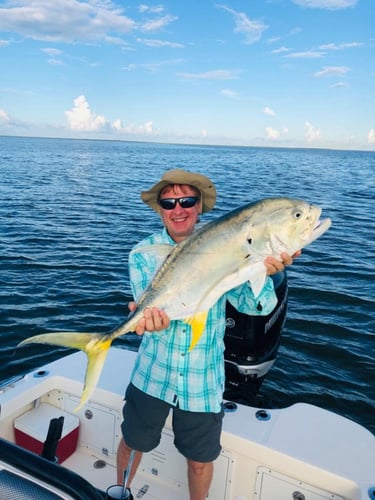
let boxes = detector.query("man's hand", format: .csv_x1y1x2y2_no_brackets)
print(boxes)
128,302,170,335
265,250,301,275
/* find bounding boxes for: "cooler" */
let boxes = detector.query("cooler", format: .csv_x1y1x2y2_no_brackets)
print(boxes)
14,403,79,463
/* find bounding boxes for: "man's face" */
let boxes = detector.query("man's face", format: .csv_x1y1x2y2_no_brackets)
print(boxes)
158,184,201,243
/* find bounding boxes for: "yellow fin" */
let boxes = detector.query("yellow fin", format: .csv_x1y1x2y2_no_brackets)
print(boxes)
186,311,208,351
18,332,113,411
76,336,112,412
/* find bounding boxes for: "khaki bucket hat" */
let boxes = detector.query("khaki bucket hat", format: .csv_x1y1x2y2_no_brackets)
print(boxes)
141,169,217,213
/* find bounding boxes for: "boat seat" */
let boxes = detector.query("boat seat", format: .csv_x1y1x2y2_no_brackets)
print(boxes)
0,438,105,500
0,469,63,499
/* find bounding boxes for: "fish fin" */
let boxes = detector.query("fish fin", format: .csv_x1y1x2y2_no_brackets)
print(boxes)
18,332,112,411
75,336,112,412
185,311,208,351
248,269,268,298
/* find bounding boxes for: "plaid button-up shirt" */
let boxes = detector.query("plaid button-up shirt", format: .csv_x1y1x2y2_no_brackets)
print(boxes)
129,227,277,413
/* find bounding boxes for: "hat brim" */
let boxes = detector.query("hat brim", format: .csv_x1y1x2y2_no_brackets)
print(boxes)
141,169,216,213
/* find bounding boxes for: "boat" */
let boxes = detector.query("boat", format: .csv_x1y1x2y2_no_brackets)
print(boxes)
1,273,374,499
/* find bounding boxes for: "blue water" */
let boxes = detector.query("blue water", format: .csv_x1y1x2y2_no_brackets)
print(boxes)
0,136,374,433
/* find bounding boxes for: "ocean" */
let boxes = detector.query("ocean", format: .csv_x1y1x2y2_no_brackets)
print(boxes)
0,135,374,434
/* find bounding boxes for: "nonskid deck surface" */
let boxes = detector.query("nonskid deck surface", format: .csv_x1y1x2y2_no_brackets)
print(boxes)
0,348,374,499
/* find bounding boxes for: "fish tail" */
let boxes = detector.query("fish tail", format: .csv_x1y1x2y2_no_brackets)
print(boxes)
18,332,113,411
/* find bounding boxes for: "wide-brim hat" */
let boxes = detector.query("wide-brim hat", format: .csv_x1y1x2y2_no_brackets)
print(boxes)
141,169,217,213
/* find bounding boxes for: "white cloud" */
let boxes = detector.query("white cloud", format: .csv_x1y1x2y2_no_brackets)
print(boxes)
266,127,280,139
0,0,135,43
314,66,349,77
368,129,375,145
112,119,153,135
319,42,363,50
65,96,107,131
265,126,288,140
138,5,164,15
124,58,184,73
177,70,240,80
330,82,346,88
41,48,62,56
271,46,291,54
65,95,154,136
0,109,10,122
263,106,275,117
218,5,268,44
140,14,178,32
0,39,10,47
220,89,239,99
136,38,184,48
292,0,357,9
305,121,321,142
285,51,325,59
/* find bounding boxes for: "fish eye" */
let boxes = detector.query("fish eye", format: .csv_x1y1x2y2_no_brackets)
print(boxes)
293,209,303,219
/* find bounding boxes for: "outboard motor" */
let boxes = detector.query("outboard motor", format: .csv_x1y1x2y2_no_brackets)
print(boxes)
224,271,288,405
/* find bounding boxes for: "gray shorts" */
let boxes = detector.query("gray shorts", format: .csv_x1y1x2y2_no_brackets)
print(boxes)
121,383,224,463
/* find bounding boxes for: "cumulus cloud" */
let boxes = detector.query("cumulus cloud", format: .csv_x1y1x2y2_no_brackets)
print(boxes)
265,126,288,140
292,0,357,9
218,5,267,44
65,95,153,136
265,127,280,140
305,121,321,142
0,108,29,132
65,96,107,131
112,119,153,135
263,106,275,117
368,129,375,145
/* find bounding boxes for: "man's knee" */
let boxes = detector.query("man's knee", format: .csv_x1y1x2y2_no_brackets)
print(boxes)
187,459,213,476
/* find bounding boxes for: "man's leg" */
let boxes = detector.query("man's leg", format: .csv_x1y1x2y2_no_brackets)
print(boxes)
187,459,213,500
116,438,143,485
118,384,171,486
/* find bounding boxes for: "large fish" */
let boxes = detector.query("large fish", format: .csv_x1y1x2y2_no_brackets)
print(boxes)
19,197,331,409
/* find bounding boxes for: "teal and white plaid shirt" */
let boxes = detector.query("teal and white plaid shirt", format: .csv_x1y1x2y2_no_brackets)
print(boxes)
129,228,277,413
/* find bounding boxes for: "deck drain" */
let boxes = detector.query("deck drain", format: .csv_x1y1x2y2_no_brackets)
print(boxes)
94,459,107,469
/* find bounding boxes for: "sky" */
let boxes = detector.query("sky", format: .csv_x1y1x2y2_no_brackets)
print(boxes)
0,0,374,150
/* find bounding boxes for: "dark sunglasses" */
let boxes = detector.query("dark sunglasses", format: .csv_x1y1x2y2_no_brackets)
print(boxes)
158,196,199,210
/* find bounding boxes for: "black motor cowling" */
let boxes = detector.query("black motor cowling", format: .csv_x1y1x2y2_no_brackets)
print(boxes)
223,271,288,405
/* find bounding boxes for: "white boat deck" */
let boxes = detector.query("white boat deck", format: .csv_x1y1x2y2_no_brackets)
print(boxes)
1,348,375,499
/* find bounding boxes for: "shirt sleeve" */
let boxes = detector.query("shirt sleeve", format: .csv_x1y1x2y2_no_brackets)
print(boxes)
226,276,277,316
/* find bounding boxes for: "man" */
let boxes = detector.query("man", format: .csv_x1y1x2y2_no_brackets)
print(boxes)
117,169,296,500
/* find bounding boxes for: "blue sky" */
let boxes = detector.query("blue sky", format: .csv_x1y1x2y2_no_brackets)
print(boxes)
0,0,374,150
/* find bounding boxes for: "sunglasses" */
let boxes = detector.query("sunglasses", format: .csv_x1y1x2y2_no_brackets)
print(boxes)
158,196,200,210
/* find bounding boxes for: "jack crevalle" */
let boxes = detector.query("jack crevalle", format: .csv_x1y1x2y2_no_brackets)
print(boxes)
19,197,331,409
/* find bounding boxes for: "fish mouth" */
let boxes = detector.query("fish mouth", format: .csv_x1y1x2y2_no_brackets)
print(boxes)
310,217,332,243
